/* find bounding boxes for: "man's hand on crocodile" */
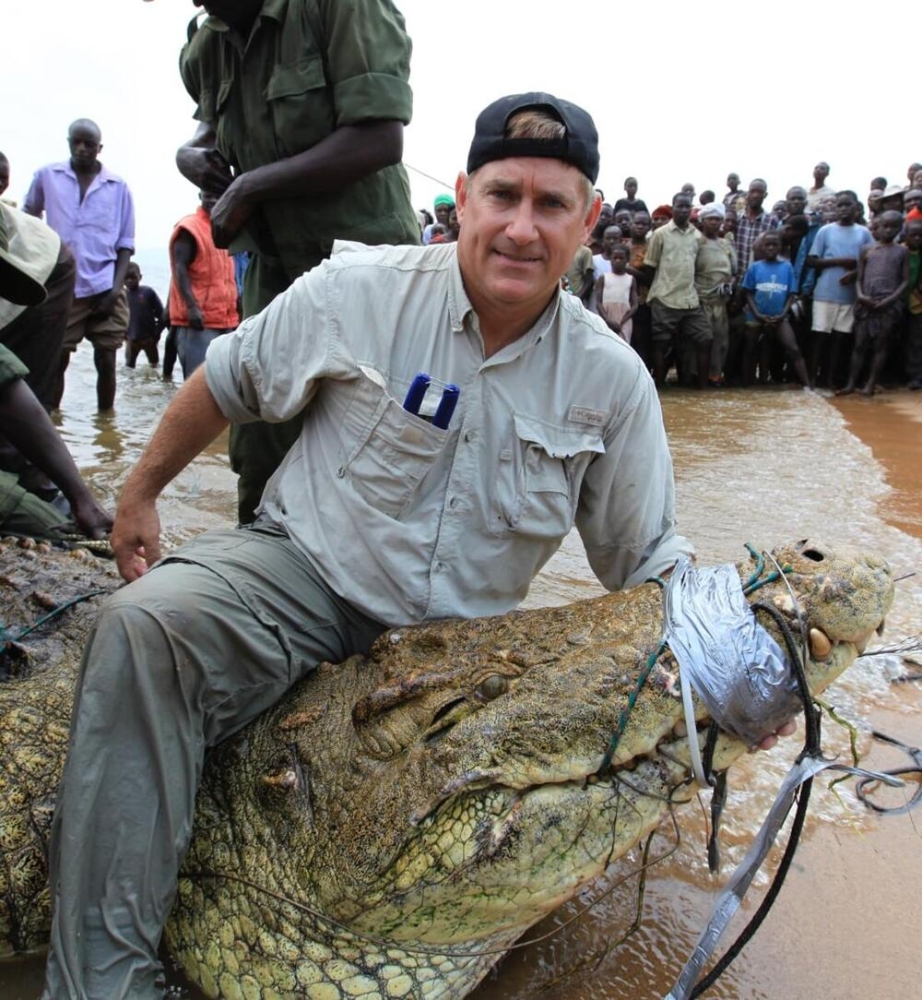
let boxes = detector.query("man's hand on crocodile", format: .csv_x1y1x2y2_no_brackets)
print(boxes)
111,499,162,583
754,719,797,751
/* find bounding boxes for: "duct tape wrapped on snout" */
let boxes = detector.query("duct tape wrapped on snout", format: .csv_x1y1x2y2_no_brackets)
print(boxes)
663,558,801,748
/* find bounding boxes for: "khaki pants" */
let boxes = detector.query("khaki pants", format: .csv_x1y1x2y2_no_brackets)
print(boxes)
43,524,385,999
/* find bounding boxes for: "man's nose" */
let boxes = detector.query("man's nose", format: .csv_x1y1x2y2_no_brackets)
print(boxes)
505,200,538,243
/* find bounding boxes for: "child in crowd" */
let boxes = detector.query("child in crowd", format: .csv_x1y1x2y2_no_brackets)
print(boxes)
595,244,638,343
741,232,810,387
905,220,922,390
806,191,874,388
838,211,909,396
123,263,165,369
592,225,623,280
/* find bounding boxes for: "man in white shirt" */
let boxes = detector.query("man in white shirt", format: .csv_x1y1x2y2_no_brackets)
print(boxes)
43,92,693,998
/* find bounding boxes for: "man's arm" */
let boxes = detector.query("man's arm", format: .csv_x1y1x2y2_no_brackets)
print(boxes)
112,369,228,581
91,248,132,318
208,120,404,247
176,122,235,195
170,231,204,329
0,377,112,539
22,172,44,218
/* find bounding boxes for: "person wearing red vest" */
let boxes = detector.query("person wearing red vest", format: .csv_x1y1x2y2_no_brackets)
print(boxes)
168,191,238,379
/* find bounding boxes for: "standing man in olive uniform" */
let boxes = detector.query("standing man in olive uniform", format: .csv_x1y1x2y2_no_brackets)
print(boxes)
169,0,420,522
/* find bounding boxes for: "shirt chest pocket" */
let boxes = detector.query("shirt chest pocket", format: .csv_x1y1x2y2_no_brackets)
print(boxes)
339,372,448,519
492,414,605,540
265,56,335,157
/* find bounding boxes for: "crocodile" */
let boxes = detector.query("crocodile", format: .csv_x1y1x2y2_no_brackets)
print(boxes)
0,536,894,998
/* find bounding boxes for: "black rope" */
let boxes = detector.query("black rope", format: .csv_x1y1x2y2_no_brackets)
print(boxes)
687,599,820,996
855,730,922,816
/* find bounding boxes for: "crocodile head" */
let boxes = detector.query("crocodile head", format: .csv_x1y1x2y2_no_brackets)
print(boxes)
168,540,893,999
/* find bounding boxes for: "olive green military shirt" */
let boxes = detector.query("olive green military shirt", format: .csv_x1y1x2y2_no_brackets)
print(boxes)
179,0,419,281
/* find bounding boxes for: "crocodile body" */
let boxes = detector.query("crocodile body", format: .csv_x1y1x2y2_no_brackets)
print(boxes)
0,538,894,998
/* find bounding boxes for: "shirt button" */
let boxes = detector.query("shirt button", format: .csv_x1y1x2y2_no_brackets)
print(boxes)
448,496,458,508
336,466,345,478
463,431,474,443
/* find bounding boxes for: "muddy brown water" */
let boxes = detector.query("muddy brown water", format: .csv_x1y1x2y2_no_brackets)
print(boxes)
2,350,921,1000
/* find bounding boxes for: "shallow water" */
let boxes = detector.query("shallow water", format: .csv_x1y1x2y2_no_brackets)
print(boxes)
2,351,921,1000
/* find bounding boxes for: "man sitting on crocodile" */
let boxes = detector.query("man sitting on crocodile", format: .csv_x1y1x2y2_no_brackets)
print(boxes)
41,93,792,999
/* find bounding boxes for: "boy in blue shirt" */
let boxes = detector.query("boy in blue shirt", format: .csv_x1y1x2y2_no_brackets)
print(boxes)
741,231,811,387
805,191,874,387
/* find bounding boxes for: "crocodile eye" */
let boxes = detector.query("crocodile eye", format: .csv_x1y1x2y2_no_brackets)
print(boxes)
475,675,509,701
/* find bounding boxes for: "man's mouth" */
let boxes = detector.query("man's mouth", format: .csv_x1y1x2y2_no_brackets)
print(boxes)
494,250,541,264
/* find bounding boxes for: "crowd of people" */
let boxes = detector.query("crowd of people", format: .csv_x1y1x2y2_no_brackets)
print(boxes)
568,164,922,394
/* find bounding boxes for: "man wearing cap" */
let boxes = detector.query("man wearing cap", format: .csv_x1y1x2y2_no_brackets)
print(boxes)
422,193,455,244
42,92,694,998
168,0,420,523
0,210,111,539
694,202,737,384
0,202,80,504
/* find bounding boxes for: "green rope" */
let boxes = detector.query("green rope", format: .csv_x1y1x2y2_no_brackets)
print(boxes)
597,544,791,777
1,589,108,645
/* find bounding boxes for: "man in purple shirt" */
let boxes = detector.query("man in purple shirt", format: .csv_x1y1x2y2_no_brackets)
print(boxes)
24,119,135,410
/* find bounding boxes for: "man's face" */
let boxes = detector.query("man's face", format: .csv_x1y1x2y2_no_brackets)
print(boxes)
835,195,858,224
434,203,453,226
455,157,598,319
909,163,922,184
747,182,767,210
701,215,722,238
124,267,140,290
905,224,922,252
786,187,807,216
727,173,739,190
631,212,650,240
904,190,922,212
672,196,693,227
813,162,829,185
625,178,637,198
613,209,632,231
68,126,102,171
596,203,613,230
194,0,261,25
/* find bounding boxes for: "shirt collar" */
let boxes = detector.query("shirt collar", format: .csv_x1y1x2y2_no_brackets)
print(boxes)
53,161,116,185
447,247,561,361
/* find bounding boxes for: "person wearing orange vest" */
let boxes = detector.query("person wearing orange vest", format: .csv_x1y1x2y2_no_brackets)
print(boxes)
168,191,238,379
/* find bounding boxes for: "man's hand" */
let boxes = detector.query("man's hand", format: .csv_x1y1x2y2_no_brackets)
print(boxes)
754,718,797,752
90,288,121,319
210,174,255,248
187,303,205,331
111,498,162,583
69,495,114,541
178,145,234,197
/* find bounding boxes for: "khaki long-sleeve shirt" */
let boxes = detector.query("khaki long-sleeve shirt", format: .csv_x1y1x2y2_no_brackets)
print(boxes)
205,242,692,625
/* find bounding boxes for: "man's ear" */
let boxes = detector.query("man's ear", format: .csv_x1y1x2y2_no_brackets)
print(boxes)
455,172,468,221
583,193,602,240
